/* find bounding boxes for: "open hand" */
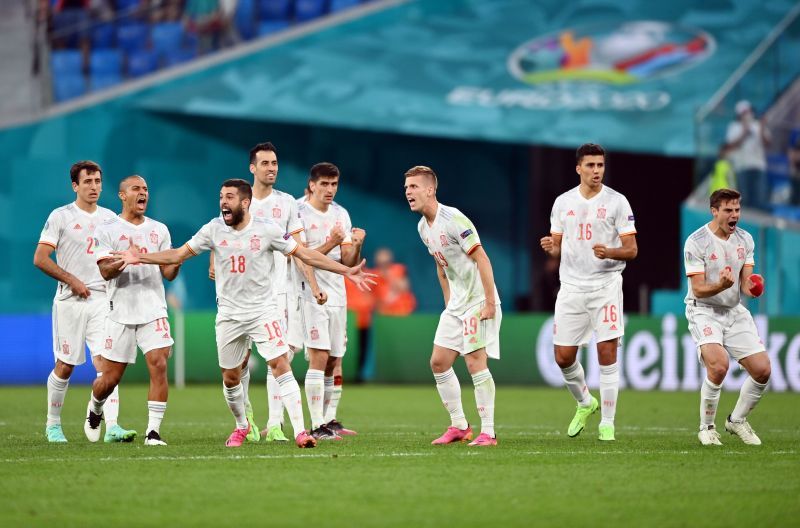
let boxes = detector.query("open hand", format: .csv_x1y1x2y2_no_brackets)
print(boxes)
345,258,378,292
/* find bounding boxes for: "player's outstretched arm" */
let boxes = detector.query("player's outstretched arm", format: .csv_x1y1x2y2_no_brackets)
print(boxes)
593,234,638,261
689,268,735,298
160,262,181,281
33,243,91,298
114,243,195,268
435,261,450,306
468,246,497,320
540,233,562,258
293,245,376,291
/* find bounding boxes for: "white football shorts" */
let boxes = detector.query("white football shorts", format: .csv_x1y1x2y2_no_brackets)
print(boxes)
433,300,501,359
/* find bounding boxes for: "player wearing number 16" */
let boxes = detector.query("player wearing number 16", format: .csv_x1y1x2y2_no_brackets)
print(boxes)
112,179,377,448
405,166,502,447
540,144,638,442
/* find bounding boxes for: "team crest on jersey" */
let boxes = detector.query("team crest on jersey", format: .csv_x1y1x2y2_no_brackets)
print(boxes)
597,207,606,219
710,253,718,261
703,326,713,336
310,327,320,341
272,207,282,219
61,341,70,355
105,338,113,350
250,236,261,251
89,223,95,231
256,209,265,217
737,247,745,260
440,234,449,246
150,231,159,245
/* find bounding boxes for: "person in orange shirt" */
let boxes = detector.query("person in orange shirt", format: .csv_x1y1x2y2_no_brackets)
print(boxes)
374,248,416,316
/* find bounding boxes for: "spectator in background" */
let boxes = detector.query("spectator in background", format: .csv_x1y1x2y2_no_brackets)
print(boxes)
50,0,91,51
184,0,224,53
374,248,416,316
344,263,377,382
708,143,737,195
725,100,771,210
788,127,800,206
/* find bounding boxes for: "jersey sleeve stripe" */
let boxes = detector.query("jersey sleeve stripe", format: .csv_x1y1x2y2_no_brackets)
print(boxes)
686,271,704,276
743,263,754,268
619,231,637,237
286,244,299,257
184,243,198,256
550,230,563,236
289,228,304,235
466,243,482,255
341,242,353,246
37,241,57,249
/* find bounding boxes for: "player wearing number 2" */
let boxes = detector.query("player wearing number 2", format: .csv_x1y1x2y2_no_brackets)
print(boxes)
540,143,638,442
34,161,136,443
113,179,376,448
684,188,770,446
405,165,501,447
87,175,179,446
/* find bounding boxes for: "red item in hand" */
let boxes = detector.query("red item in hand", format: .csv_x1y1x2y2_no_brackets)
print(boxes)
748,274,764,297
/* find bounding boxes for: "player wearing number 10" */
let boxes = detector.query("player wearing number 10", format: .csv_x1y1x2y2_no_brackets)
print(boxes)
113,179,376,448
405,165,501,447
540,143,638,441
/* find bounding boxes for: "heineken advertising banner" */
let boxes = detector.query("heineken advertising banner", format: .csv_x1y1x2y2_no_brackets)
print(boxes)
373,313,800,392
137,0,797,156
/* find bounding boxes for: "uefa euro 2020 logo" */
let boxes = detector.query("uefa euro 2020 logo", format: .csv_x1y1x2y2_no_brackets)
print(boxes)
507,21,715,86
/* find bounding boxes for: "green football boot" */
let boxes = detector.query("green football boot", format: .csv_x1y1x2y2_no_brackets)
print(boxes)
104,424,138,443
46,424,68,443
245,401,261,442
264,424,290,442
598,424,616,441
567,396,599,437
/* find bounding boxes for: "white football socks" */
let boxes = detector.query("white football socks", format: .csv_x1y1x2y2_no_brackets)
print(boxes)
104,382,120,428
324,376,343,423
276,372,305,439
147,400,167,434
240,365,251,410
433,368,468,430
305,369,325,429
266,366,284,428
223,384,247,430
730,376,768,422
471,369,495,437
46,371,69,427
599,362,619,426
561,359,592,407
700,377,722,428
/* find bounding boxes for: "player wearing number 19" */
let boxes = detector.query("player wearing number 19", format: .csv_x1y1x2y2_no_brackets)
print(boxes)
540,144,638,441
114,179,377,448
405,166,502,447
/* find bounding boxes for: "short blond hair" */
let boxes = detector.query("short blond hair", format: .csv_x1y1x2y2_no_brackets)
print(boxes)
404,165,438,190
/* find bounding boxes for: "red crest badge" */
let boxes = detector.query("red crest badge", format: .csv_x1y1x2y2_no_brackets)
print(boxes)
737,247,745,260
440,234,449,247
150,231,159,245
597,207,606,219
272,207,281,219
61,341,70,355
250,236,261,251
310,327,320,341
703,326,713,336
105,338,113,350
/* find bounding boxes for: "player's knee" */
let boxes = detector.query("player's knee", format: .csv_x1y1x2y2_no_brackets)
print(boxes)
554,353,574,369
752,364,771,384
707,363,728,383
430,357,448,373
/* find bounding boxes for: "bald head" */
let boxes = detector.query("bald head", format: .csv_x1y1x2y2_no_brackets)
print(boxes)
119,175,146,192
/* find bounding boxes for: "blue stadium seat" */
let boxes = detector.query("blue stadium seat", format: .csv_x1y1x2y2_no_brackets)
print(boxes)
258,0,292,21
163,47,197,67
127,49,159,78
330,0,360,12
90,72,123,92
235,0,257,40
90,49,123,75
116,0,141,11
295,0,326,21
116,22,149,54
52,74,87,102
90,22,116,49
257,20,290,36
50,50,83,75
151,22,184,57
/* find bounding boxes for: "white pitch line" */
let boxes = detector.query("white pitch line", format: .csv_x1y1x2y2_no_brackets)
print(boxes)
3,449,797,464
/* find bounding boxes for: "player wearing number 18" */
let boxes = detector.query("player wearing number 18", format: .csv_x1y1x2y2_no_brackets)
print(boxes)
113,179,377,448
540,143,638,441
405,166,501,447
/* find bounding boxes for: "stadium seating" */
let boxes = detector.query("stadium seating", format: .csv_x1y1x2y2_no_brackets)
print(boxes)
90,22,116,49
50,50,83,75
330,0,361,12
116,22,149,54
235,0,257,40
295,0,326,21
127,49,159,77
91,72,123,91
258,0,293,21
90,49,124,75
151,22,185,57
258,20,290,36
52,74,87,102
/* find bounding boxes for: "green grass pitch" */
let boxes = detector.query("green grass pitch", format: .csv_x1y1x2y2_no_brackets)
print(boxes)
1,385,798,527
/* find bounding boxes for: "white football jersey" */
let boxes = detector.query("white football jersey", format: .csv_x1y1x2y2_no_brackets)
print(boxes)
187,216,298,320
684,224,755,308
549,185,636,291
418,203,500,315
295,202,352,307
249,189,303,295
39,203,117,301
95,216,172,325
